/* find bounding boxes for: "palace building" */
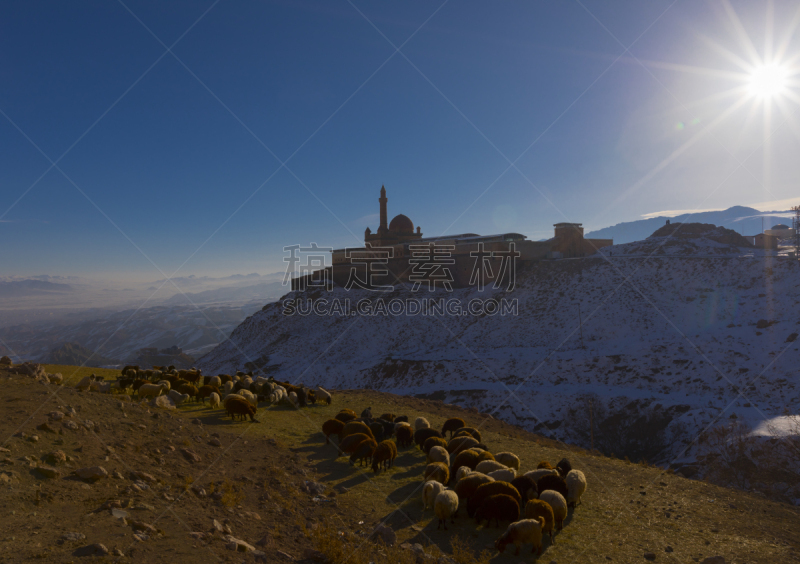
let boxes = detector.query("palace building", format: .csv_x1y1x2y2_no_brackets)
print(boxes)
292,186,613,290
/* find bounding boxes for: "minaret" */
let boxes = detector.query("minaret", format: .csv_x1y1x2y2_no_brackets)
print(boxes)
378,185,388,235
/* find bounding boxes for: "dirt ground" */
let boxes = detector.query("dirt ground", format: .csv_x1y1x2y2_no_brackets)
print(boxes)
0,365,799,564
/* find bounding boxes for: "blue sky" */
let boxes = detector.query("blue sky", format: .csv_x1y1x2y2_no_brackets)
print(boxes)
2,0,800,280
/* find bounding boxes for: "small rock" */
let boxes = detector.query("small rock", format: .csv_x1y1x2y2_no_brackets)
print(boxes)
665,546,673,553
151,396,176,410
37,422,56,433
644,553,656,561
75,466,108,481
370,524,396,547
209,438,222,447
43,451,66,465
303,548,326,562
700,558,725,564
112,471,125,480
132,471,156,483
61,532,86,542
275,549,294,560
111,508,128,519
131,521,156,533
73,543,109,557
62,421,79,431
191,419,202,425
188,532,205,540
34,465,60,479
28,435,39,443
180,448,201,464
48,411,65,421
112,549,124,557
225,536,256,552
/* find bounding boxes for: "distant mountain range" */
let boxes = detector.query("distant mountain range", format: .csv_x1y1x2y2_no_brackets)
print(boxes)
44,342,120,367
0,279,74,298
162,281,287,306
586,206,793,244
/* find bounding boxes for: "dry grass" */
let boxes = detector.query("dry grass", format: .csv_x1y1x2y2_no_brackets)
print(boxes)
172,389,800,563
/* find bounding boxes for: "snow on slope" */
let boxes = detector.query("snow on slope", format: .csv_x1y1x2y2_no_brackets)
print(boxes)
198,241,800,465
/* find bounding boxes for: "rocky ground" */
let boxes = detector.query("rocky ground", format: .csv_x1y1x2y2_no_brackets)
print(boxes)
1,363,800,564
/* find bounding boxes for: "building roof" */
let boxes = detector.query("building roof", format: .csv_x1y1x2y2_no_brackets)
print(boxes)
389,214,414,233
554,222,583,227
771,224,790,229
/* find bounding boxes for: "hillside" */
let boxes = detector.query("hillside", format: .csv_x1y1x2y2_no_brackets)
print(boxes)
43,342,120,367
0,303,262,364
198,239,800,486
585,206,792,244
1,364,797,563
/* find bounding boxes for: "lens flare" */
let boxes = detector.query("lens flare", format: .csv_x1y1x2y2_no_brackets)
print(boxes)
748,64,788,98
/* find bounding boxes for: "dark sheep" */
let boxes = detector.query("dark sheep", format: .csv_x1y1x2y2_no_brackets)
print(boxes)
349,438,377,466
376,418,394,438
131,379,147,393
339,433,372,457
414,428,444,450
423,436,448,455
451,449,481,477
218,374,232,384
176,383,198,400
203,376,211,386
322,419,344,444
369,422,385,443
556,458,572,477
379,412,395,422
117,377,134,390
196,385,220,404
223,395,258,422
537,474,568,499
447,436,479,455
511,476,538,503
296,387,308,408
335,411,357,424
340,421,375,442
360,407,373,418
395,426,414,448
452,427,482,442
442,418,466,438
371,440,397,473
467,481,521,518
475,451,495,465
474,494,520,527
306,390,316,404
393,415,408,424
537,460,555,470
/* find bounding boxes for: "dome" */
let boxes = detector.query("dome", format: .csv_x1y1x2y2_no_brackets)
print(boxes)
389,214,414,233
772,224,789,230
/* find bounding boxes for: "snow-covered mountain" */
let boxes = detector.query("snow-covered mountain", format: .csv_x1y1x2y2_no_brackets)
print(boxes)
198,235,800,468
586,205,794,244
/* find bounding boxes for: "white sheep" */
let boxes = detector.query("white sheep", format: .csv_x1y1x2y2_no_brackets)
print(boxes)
475,460,507,474
314,386,331,405
236,389,258,407
434,490,459,530
426,445,450,466
89,380,112,393
494,452,520,471
138,382,168,399
414,417,430,431
565,469,587,508
209,376,221,388
487,468,517,482
280,391,298,408
539,490,568,531
495,518,546,556
394,421,412,434
168,389,189,406
209,392,221,409
156,380,171,391
524,468,558,482
223,381,235,395
422,480,445,510
454,466,472,483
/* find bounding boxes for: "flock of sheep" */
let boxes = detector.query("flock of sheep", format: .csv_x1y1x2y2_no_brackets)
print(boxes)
321,407,588,556
79,366,331,423
84,366,587,555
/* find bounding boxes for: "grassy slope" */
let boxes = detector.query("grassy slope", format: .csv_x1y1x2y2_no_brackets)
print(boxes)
178,389,799,563
42,365,800,563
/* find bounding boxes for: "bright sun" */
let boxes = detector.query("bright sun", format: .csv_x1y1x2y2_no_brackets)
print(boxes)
748,64,788,99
